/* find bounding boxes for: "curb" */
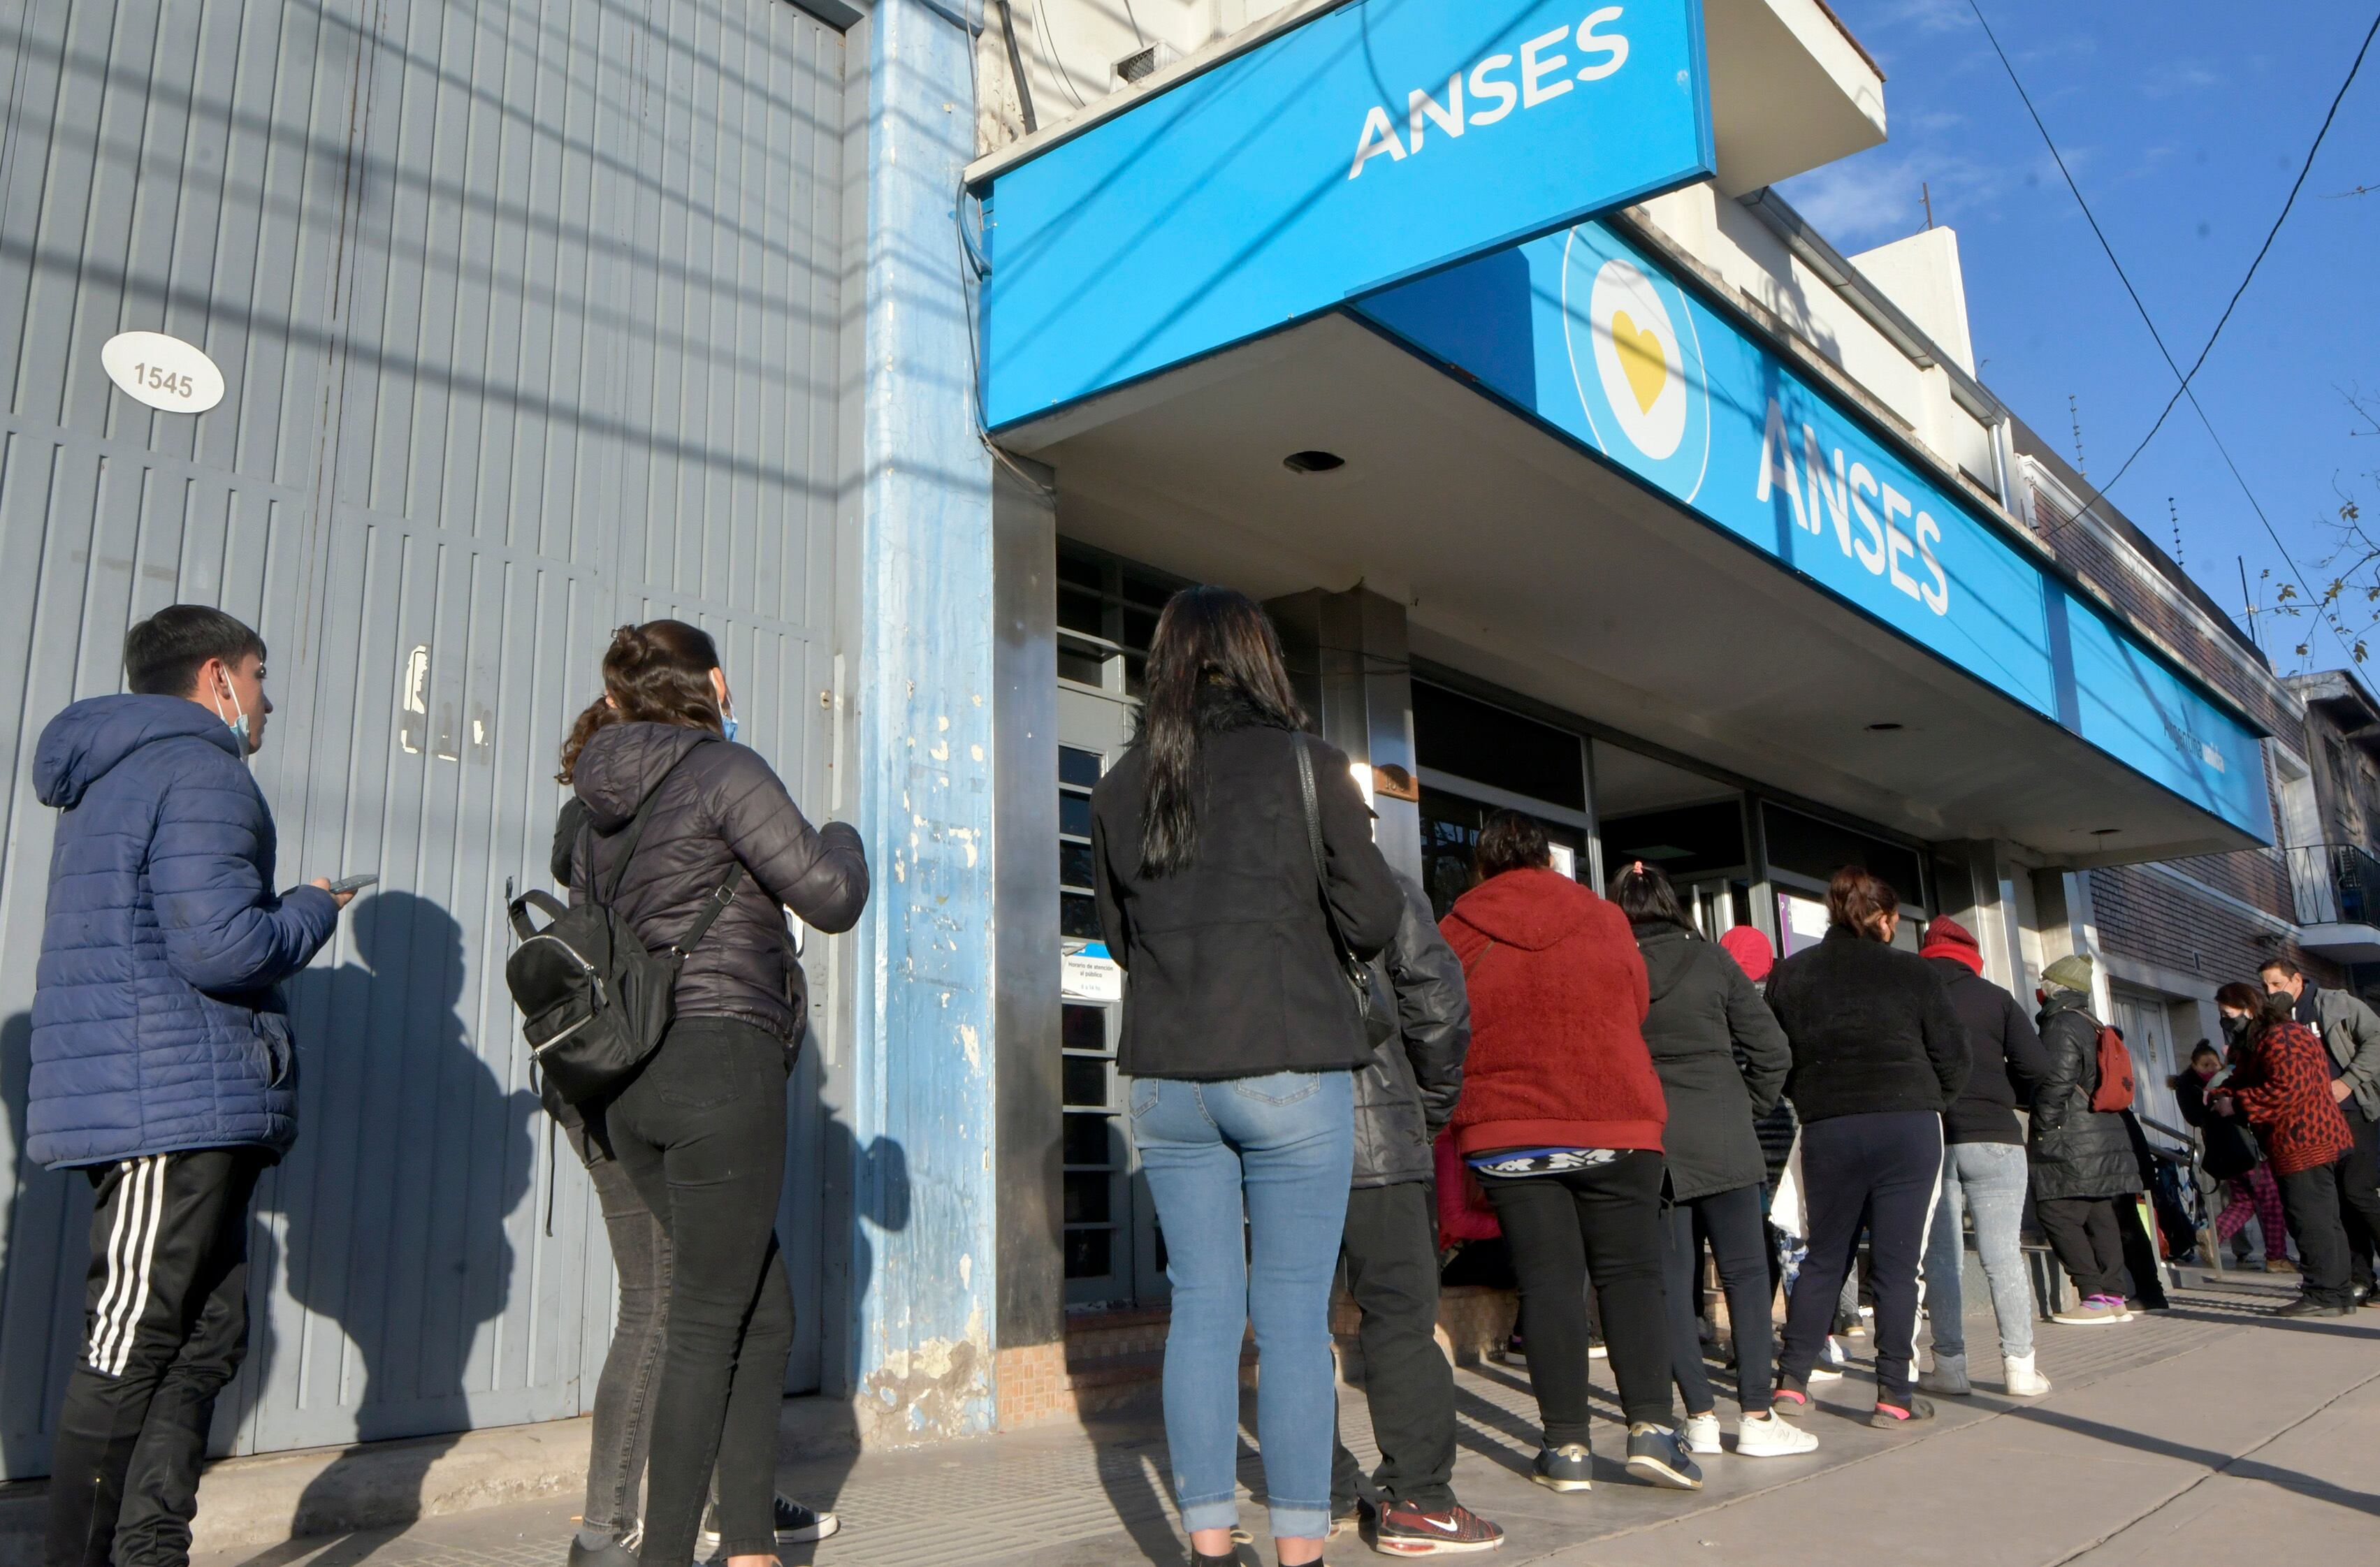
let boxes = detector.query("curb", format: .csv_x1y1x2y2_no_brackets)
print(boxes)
0,1397,862,1557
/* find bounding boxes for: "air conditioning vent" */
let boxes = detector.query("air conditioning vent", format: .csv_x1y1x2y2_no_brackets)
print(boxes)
1115,42,1179,86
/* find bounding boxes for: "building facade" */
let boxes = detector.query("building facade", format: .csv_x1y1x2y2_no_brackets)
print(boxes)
0,0,2367,1478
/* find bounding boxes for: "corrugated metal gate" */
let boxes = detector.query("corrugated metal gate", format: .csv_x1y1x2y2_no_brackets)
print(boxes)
0,0,848,1474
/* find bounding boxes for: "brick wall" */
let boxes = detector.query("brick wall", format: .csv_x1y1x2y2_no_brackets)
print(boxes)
2090,863,2345,992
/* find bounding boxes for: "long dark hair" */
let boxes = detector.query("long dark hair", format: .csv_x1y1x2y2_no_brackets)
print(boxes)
1132,586,1305,877
1613,860,1692,931
2214,980,2291,1047
558,620,725,782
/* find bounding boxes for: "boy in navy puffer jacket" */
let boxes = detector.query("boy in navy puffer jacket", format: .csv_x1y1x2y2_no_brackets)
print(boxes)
31,606,350,1567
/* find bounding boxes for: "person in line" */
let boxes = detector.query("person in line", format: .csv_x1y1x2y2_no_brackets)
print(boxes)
546,808,839,1567
1327,872,1504,1555
1613,866,1814,1461
2257,959,2380,1302
562,621,869,1567
2215,983,2360,1317
1090,587,1402,1567
2026,955,2143,1327
1763,868,1964,1431
32,606,356,1567
1914,917,2054,1399
2172,1042,2289,1269
1441,813,1703,1496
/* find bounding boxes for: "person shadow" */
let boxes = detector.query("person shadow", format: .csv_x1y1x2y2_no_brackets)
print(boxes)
231,891,537,1562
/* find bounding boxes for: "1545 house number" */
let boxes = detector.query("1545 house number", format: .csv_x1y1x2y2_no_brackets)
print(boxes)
101,331,226,414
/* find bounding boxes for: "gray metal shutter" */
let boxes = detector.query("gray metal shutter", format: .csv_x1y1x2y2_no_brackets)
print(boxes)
0,0,846,1473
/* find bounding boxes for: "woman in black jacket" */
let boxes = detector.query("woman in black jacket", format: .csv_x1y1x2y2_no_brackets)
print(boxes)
2029,954,2141,1327
1091,588,1402,1567
559,621,869,1567
1764,868,1964,1429
1613,865,1811,1462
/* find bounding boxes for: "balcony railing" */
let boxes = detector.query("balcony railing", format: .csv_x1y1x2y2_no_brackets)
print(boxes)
2281,843,2380,928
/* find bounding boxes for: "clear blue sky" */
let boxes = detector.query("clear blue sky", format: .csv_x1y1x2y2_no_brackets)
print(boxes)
1778,0,2380,673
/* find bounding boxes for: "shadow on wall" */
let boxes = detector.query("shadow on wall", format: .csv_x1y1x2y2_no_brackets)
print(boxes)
232,891,538,1553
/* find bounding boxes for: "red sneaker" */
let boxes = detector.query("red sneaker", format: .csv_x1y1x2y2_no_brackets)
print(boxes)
1372,1500,1505,1555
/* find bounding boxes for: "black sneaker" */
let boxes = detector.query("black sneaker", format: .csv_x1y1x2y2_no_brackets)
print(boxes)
1531,1442,1593,1492
1771,1373,1813,1417
696,1495,839,1557
1372,1499,1504,1555
1868,1395,1938,1429
1623,1426,1704,1491
568,1528,641,1567
2274,1293,2358,1318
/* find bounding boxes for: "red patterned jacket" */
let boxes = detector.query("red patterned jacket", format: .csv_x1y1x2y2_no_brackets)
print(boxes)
2227,1020,2355,1176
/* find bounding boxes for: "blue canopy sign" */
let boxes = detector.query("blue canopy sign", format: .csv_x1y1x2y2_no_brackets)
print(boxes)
980,0,1714,429
1355,221,2272,840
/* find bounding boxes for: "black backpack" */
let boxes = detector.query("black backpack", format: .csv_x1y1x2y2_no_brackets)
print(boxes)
505,746,737,1106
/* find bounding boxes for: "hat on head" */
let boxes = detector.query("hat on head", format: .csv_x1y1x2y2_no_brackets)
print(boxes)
1720,925,1775,984
1919,916,1984,975
2042,952,2096,995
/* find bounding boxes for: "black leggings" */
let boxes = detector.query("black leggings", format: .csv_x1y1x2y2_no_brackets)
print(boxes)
597,1018,795,1567
1664,1183,1773,1415
1480,1151,1673,1443
1777,1112,1941,1406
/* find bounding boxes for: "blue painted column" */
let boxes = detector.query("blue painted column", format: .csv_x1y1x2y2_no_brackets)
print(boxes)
849,0,999,1441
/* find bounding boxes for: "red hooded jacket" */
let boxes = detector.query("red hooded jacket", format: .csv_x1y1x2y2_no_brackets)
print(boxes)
1439,867,1666,1155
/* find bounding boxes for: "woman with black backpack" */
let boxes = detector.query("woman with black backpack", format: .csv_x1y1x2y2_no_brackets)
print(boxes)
554,621,868,1567
1090,588,1402,1567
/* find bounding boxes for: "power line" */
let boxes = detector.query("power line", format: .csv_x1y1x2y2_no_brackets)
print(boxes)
2093,10,2380,499
1964,0,2356,666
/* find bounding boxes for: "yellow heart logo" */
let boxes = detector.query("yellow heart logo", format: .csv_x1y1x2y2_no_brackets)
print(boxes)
1611,310,1667,414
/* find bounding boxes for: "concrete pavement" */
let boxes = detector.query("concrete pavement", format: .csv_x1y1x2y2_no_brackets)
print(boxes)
177,1271,2374,1567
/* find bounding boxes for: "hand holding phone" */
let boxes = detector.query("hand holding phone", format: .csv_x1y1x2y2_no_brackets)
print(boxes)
311,873,376,910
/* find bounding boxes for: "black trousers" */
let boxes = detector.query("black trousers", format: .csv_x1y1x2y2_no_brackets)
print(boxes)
2335,1103,2380,1284
2037,1196,2129,1302
1479,1150,1672,1443
1777,1112,1940,1406
1330,1182,1458,1510
1664,1183,1773,1416
2278,1158,2356,1306
597,1018,796,1567
46,1149,266,1567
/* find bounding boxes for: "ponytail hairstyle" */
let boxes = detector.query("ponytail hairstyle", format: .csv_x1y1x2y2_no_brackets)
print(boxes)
1131,585,1306,877
557,620,725,782
1825,865,1899,940
1613,859,1692,931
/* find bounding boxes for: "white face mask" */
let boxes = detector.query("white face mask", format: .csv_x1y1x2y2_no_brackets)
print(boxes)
212,672,252,756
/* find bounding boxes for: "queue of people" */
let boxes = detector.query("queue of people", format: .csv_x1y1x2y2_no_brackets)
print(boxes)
22,594,2377,1567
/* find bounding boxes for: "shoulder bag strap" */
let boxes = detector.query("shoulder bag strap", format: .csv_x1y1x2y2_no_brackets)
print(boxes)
1293,733,1358,965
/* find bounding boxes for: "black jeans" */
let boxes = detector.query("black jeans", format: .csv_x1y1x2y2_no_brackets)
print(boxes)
1331,1182,1457,1510
46,1149,266,1567
1664,1183,1773,1416
2037,1196,2129,1301
2279,1158,2356,1306
574,1139,672,1539
1777,1112,1940,1406
2335,1103,2380,1284
1479,1150,1672,1443
597,1017,795,1567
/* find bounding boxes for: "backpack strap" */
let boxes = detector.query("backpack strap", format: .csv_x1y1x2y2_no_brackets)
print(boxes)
508,887,570,941
664,878,739,964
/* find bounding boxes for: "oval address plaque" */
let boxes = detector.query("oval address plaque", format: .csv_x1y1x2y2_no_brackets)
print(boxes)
101,331,225,414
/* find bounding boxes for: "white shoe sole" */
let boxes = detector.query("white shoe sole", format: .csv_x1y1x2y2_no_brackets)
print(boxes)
1734,1428,1820,1458
2048,1312,2120,1326
1532,1472,1593,1493
1624,1455,1702,1492
697,1515,840,1557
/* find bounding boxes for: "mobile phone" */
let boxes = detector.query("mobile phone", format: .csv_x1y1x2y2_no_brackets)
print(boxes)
326,873,379,896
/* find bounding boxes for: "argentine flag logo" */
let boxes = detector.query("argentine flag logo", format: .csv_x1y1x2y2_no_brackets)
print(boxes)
1560,225,1710,502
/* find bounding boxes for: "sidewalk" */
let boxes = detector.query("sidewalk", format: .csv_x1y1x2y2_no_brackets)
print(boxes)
188,1271,2376,1567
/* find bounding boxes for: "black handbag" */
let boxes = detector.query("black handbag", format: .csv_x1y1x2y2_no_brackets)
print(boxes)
505,745,738,1105
1293,733,1399,1051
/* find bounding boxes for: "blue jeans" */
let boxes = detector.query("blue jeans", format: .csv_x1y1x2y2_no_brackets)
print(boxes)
1130,1071,1354,1541
1922,1141,2035,1361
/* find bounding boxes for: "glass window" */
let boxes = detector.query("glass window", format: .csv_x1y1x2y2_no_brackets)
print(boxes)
1059,840,1096,891
1063,1054,1108,1107
1760,802,1926,910
1058,588,1106,637
1059,794,1093,838
1061,1004,1107,1054
1412,680,1586,811
1063,1112,1113,1167
1059,747,1103,787
1064,1171,1112,1225
1064,1227,1114,1279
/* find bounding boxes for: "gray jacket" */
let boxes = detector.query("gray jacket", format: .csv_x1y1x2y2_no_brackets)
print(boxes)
2307,986,2380,1122
1350,875,1469,1188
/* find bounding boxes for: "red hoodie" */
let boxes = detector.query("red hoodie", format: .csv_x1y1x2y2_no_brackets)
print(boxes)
1439,867,1666,1155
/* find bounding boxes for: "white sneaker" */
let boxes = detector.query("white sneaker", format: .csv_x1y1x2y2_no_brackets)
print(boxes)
1808,1336,1847,1381
2003,1351,2052,1397
1734,1410,1820,1457
1680,1411,1723,1455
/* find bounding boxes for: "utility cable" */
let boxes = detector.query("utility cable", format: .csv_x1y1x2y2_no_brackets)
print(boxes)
1965,0,2356,664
